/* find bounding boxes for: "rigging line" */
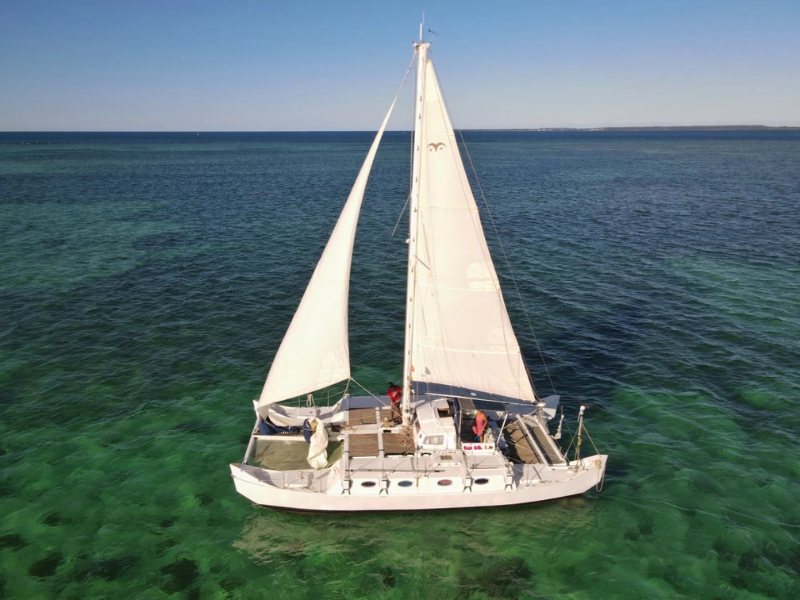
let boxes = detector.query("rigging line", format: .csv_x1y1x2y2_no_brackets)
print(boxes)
582,421,602,456
391,194,411,238
430,60,557,396
349,377,388,404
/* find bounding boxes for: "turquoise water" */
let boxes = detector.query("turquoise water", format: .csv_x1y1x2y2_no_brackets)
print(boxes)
1,131,799,598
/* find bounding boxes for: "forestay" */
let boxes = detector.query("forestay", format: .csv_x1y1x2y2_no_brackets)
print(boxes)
410,57,536,403
257,95,401,412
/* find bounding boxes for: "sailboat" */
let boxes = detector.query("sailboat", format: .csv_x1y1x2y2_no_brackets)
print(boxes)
230,33,607,511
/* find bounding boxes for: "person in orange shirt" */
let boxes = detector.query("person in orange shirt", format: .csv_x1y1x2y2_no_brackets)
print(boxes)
472,410,488,442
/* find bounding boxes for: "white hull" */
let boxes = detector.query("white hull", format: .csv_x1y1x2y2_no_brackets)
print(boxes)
232,396,606,512
230,455,606,512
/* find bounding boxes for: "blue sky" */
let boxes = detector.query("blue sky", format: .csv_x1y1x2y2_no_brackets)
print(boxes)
1,0,798,130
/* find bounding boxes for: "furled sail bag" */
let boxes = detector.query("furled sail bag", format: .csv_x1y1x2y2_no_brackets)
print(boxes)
306,417,328,469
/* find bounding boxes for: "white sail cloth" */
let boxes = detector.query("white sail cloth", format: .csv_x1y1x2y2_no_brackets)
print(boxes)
257,96,400,411
307,418,329,469
410,58,536,403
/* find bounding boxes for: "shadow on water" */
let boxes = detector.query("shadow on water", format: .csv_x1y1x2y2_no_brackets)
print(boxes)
232,494,598,599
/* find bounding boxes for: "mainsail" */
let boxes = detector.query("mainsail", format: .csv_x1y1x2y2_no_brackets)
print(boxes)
257,96,401,411
408,54,536,403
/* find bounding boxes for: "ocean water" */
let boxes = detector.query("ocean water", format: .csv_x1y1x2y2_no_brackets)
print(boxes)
1,130,799,599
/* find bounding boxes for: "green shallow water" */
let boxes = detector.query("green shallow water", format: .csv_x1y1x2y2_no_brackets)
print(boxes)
1,130,799,599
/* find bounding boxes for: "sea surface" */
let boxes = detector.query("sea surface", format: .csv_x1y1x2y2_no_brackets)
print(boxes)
1,130,799,599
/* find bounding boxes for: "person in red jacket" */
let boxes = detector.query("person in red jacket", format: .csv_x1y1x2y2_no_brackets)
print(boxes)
387,383,402,424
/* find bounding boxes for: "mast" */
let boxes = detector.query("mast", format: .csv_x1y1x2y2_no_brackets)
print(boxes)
401,40,428,425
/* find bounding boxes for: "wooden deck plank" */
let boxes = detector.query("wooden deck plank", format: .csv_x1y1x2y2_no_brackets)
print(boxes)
348,408,377,426
349,434,379,457
382,432,415,455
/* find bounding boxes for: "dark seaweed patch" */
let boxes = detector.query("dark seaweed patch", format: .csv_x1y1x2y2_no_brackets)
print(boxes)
71,555,137,583
280,549,307,563
220,576,242,592
96,556,138,581
457,556,533,599
29,552,63,577
156,539,177,556
186,588,201,600
738,551,759,571
604,459,629,480
161,558,199,594
638,514,654,536
713,538,736,562
42,512,61,526
381,566,395,588
730,574,748,589
662,564,680,588
0,534,26,551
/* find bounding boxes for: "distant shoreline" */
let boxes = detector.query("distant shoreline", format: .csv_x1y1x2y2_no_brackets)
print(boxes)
463,125,800,132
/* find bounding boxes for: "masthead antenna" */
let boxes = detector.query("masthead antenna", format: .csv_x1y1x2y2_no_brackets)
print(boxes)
419,12,424,43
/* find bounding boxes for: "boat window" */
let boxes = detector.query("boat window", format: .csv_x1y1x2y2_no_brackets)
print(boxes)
437,479,453,486
475,478,489,485
423,435,443,446
397,480,413,487
360,481,377,488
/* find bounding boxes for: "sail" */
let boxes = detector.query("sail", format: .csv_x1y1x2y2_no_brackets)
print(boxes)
409,57,536,403
257,99,399,409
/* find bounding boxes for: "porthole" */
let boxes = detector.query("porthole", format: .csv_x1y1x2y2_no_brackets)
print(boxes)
474,478,489,485
398,480,413,487
360,481,376,488
437,479,453,486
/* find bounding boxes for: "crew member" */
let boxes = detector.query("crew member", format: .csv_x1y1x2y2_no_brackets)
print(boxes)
387,382,402,424
472,410,488,442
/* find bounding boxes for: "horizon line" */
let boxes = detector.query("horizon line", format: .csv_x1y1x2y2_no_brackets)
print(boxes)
2,124,800,134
